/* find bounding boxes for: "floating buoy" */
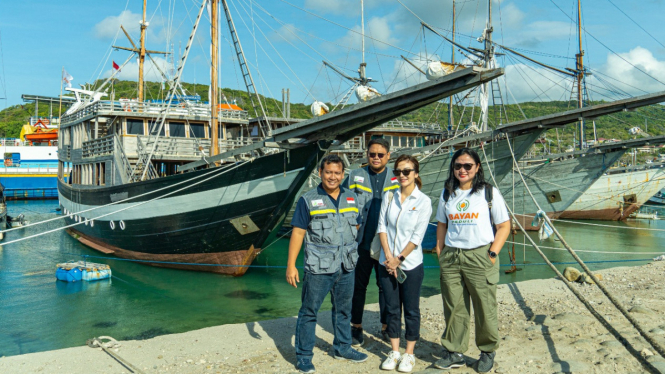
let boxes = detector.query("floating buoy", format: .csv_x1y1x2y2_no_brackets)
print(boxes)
56,261,111,282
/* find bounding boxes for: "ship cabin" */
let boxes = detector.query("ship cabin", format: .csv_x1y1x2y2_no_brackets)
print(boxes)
56,100,288,187
332,120,447,159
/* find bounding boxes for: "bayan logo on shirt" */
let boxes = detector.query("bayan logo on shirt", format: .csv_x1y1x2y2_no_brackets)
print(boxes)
311,199,325,207
354,176,365,183
456,199,470,212
449,199,478,224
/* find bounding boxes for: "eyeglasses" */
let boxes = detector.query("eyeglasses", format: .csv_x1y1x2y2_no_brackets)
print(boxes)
393,169,414,176
369,152,386,159
454,163,475,171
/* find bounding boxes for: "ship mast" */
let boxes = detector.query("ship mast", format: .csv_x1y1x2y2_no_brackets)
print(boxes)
138,0,147,102
479,0,494,131
211,0,219,156
359,0,368,85
448,0,455,131
576,0,585,149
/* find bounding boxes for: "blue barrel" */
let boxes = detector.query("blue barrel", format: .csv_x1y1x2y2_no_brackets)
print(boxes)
56,267,83,282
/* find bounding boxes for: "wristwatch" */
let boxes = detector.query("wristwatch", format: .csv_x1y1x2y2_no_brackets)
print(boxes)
398,255,406,262
488,250,497,259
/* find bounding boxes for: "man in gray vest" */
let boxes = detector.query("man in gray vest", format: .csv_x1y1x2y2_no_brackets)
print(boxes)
286,154,368,373
344,138,399,346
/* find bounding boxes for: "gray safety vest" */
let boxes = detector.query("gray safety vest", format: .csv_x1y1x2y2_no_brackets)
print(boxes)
346,166,400,244
302,187,360,274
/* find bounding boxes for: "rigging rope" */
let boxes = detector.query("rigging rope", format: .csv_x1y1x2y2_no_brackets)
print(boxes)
499,136,665,360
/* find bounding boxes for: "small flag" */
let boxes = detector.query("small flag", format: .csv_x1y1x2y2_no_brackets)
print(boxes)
62,69,74,88
391,177,398,183
346,197,355,204
112,61,120,71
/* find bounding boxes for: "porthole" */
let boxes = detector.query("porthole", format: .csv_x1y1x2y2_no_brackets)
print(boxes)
110,221,115,230
119,220,126,230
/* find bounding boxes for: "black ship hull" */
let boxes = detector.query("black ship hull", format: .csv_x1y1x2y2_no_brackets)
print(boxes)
59,144,323,275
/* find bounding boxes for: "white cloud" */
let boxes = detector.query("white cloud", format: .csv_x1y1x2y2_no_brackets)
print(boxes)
508,21,574,48
94,10,143,39
596,46,665,95
334,16,398,53
94,10,167,44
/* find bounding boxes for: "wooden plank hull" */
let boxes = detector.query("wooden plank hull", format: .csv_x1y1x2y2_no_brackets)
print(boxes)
561,167,665,221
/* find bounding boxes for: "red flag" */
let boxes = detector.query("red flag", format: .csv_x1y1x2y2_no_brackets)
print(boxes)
112,61,120,71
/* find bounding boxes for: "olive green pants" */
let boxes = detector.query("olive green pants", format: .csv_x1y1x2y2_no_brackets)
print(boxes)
438,244,499,353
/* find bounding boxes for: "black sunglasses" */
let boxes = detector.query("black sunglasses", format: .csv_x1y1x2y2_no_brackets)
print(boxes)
369,152,386,159
393,169,414,176
454,163,475,171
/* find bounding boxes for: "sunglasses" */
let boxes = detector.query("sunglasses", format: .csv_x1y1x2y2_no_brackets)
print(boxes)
393,169,415,176
369,152,386,159
454,163,475,171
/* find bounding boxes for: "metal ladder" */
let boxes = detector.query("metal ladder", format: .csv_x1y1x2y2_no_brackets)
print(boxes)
221,0,272,138
490,80,509,127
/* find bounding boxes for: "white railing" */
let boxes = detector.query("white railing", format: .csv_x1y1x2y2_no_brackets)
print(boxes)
61,101,249,125
138,136,212,158
378,121,442,131
0,164,60,174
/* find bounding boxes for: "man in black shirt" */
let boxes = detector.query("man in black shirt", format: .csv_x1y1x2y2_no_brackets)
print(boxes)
344,138,398,346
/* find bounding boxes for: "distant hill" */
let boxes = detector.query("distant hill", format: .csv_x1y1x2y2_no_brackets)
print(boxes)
2,80,664,154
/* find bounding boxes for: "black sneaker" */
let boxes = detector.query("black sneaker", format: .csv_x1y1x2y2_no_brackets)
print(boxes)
351,326,364,347
296,357,316,373
433,348,465,369
476,351,495,373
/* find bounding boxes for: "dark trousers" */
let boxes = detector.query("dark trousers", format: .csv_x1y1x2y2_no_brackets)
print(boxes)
351,248,387,326
295,269,355,359
379,263,424,341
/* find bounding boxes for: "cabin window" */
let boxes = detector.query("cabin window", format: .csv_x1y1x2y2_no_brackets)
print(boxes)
126,119,144,135
408,137,415,147
169,122,186,137
400,137,407,147
149,121,166,136
190,123,206,138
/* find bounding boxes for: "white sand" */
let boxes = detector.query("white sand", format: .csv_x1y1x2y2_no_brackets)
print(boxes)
2,261,665,374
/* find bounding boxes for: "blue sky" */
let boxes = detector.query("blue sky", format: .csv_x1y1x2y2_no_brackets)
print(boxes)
1,0,664,111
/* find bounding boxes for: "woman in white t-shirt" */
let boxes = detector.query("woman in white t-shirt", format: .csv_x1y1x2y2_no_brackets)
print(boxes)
433,148,511,373
376,154,432,372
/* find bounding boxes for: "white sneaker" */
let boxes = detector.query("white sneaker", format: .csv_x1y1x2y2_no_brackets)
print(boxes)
397,353,415,372
381,351,401,370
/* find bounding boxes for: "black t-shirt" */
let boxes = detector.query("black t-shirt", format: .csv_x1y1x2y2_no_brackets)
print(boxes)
359,168,387,250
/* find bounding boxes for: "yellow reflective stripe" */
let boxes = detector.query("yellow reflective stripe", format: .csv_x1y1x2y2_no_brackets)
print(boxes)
383,184,400,191
339,207,359,214
349,184,372,193
310,209,336,216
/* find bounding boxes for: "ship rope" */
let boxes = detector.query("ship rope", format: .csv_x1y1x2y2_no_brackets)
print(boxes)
0,160,251,244
485,137,665,362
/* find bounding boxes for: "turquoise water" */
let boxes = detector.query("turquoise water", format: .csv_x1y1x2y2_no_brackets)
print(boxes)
0,200,664,357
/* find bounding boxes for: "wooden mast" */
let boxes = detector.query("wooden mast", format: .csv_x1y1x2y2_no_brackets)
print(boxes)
576,0,585,149
138,0,147,102
211,0,219,156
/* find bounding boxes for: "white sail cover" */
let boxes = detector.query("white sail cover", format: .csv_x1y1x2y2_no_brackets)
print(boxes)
426,61,456,81
311,101,330,117
355,85,381,102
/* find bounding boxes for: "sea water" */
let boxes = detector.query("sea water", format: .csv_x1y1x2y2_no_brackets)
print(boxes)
0,200,663,357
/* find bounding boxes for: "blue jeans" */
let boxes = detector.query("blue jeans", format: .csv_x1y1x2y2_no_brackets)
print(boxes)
295,268,354,360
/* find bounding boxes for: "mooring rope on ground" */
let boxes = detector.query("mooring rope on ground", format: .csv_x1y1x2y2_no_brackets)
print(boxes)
87,336,144,374
0,161,251,247
498,138,665,361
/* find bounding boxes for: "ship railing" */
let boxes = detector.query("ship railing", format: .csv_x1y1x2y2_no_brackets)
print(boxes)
0,163,59,174
378,121,442,131
61,100,250,125
138,136,212,160
134,137,160,180
218,138,256,153
82,135,115,157
114,134,134,183
0,138,30,147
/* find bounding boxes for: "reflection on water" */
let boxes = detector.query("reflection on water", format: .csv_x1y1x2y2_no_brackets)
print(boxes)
0,200,663,357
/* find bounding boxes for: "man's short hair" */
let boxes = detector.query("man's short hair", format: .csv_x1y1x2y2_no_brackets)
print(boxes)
319,154,345,171
367,138,390,153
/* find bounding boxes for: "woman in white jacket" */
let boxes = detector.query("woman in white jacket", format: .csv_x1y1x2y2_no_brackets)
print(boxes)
377,154,432,372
